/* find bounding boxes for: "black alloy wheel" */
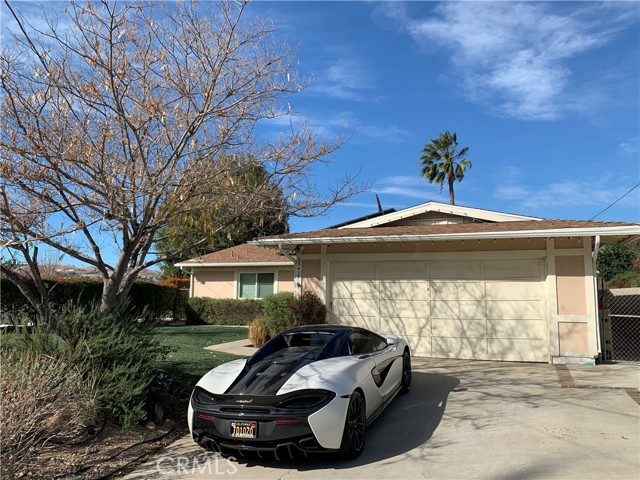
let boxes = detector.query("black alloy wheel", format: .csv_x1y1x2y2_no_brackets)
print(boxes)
400,349,412,393
339,390,366,459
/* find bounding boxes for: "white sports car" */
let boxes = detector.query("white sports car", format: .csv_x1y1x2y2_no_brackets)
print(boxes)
188,325,411,459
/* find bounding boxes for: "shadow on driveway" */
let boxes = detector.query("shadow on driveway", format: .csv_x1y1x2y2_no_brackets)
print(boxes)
232,371,460,471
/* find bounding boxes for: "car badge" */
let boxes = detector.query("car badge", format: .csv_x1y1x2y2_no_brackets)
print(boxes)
236,399,253,404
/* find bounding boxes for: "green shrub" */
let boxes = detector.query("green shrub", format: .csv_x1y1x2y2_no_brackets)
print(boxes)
0,349,99,475
2,304,171,429
186,297,263,325
607,271,640,288
597,244,636,282
262,292,295,336
287,291,327,328
0,277,184,321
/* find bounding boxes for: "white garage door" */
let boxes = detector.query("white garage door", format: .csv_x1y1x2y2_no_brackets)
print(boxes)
331,259,548,362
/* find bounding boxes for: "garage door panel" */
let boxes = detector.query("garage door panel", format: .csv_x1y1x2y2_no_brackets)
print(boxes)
379,300,429,318
334,315,380,332
333,280,377,299
384,317,430,337
432,337,486,360
404,335,431,357
379,262,426,280
431,300,485,319
430,261,481,280
488,339,547,362
485,280,543,299
484,259,541,280
431,281,484,300
330,258,548,363
487,300,544,319
487,319,545,339
333,298,378,316
432,319,486,338
379,281,429,300
332,262,376,280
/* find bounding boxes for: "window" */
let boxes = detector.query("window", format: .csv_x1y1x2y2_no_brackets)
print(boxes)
349,331,388,355
239,273,274,299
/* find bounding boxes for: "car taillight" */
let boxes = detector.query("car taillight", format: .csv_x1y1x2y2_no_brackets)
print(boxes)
197,413,215,421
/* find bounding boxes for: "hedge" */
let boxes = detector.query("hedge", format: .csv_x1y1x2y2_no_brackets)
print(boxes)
186,297,263,326
0,277,184,319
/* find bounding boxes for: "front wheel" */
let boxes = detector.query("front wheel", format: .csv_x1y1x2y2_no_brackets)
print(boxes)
339,390,366,459
400,349,412,393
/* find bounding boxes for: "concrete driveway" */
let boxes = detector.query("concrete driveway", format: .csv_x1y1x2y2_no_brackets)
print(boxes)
124,358,639,480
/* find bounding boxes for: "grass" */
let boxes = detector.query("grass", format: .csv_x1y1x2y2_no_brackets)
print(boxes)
153,325,248,388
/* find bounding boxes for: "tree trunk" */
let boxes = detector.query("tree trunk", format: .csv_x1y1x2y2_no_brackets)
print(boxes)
448,175,455,205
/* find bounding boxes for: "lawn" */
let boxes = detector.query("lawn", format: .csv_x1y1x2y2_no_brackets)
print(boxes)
154,325,248,388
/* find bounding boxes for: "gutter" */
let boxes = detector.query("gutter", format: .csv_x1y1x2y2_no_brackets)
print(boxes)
251,226,640,246
174,261,292,268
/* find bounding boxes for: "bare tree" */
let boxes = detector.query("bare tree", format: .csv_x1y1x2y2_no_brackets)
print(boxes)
1,0,360,314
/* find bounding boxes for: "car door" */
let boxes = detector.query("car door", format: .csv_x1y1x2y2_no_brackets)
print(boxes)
351,331,402,401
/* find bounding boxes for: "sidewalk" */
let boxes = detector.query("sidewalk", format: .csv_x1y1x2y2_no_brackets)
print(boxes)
204,338,257,357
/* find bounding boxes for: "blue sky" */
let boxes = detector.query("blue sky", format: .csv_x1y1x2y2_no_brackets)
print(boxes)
248,1,639,232
1,0,639,268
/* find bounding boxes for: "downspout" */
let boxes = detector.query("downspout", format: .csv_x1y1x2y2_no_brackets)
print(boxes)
592,235,602,362
277,244,302,297
178,266,194,298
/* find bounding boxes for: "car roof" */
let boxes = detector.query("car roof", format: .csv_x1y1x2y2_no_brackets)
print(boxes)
282,325,379,335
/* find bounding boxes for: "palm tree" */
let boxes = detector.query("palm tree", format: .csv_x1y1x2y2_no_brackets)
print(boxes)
419,131,472,205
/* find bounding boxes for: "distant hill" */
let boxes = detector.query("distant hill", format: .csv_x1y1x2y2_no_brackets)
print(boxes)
9,264,162,282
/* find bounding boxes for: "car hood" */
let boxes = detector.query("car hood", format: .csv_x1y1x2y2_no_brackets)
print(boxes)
224,347,322,396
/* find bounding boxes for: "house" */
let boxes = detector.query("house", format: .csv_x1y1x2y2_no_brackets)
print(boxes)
179,201,640,364
175,244,294,299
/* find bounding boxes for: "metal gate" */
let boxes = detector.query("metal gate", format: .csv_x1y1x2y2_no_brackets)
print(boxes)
600,287,640,363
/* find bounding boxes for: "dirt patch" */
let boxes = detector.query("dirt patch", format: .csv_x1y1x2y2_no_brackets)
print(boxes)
10,422,187,479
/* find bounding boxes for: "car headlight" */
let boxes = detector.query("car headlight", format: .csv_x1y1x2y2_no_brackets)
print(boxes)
275,390,335,410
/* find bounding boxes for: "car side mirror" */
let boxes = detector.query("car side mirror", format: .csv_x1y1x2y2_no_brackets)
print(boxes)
385,335,399,346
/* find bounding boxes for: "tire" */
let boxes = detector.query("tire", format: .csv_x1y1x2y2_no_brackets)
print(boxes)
339,390,366,459
400,348,412,393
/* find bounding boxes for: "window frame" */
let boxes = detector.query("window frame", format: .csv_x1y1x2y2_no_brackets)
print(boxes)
237,271,276,299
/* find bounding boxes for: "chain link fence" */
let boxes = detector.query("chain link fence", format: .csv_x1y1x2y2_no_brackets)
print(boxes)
600,287,640,363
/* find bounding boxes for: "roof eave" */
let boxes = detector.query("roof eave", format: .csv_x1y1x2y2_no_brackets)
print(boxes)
174,261,293,268
252,226,640,246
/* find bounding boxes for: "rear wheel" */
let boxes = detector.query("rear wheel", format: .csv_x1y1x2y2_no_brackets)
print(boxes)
400,349,412,393
339,390,366,459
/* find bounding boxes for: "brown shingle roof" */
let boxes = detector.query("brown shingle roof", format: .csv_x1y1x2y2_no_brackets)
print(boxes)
176,244,292,265
253,219,639,243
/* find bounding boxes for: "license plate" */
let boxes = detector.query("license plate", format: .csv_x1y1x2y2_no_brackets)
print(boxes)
230,421,257,439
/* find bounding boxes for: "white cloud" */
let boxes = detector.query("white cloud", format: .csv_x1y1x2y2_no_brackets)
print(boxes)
374,176,431,200
376,2,637,121
312,58,375,101
495,178,638,213
619,137,639,157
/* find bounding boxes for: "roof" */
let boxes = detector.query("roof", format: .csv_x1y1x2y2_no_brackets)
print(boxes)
327,208,397,229
251,219,640,246
175,244,293,268
339,201,542,228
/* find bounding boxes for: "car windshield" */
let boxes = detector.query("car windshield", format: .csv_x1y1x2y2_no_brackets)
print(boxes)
281,331,335,349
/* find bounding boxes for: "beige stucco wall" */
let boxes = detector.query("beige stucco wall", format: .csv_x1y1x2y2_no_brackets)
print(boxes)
558,322,590,357
555,256,587,315
546,238,596,361
301,259,322,297
191,267,294,299
192,270,235,298
277,269,295,293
